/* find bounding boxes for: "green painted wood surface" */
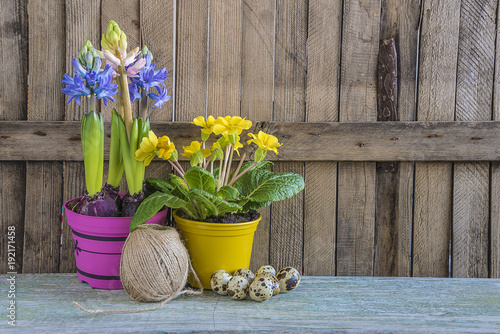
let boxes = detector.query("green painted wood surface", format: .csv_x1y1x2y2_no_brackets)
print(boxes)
2,274,499,333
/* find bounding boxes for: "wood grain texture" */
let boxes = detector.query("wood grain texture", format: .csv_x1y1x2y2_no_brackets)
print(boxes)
413,0,461,277
207,0,242,117
101,0,140,121
492,0,500,278
452,0,496,278
241,0,275,271
269,0,307,272
60,0,101,274
140,0,174,122
3,120,500,161
303,0,341,276
0,0,27,274
492,162,500,278
23,0,66,274
374,0,420,277
7,274,500,332
175,0,208,121
337,0,380,276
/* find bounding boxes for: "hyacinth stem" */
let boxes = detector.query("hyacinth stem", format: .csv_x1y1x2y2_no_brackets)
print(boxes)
118,66,133,140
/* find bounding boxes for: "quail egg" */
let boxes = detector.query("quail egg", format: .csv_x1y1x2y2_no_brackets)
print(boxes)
210,270,232,295
233,268,255,284
255,265,276,276
227,276,250,300
276,267,301,293
257,273,281,296
249,275,275,302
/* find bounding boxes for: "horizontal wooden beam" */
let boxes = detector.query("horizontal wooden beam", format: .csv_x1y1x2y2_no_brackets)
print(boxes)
1,121,500,161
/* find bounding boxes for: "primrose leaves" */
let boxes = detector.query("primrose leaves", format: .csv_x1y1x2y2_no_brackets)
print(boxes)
130,191,188,232
187,188,242,217
234,169,304,203
146,178,175,193
218,185,239,200
185,166,216,194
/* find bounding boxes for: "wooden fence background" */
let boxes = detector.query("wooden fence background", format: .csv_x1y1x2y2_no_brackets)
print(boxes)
1,0,500,278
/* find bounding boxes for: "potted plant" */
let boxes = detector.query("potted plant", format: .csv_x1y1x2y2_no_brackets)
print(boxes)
130,116,305,288
61,21,171,289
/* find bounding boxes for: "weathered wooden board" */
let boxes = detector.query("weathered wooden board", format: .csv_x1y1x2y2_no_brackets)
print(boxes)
7,274,500,332
303,0,341,276
175,0,208,121
3,121,500,162
270,0,307,272
413,0,460,277
140,0,175,122
0,0,27,275
241,0,275,272
23,0,65,274
373,0,419,277
337,0,380,276
452,0,496,278
60,0,101,274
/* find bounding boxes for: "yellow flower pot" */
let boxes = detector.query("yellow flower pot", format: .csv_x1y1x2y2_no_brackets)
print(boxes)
173,210,261,289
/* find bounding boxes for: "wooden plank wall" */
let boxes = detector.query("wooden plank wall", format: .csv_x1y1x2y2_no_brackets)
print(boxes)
1,0,500,278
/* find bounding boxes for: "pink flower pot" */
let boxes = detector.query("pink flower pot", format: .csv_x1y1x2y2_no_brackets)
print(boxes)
64,196,167,289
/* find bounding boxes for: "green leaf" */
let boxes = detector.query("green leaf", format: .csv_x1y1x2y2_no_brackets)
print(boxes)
168,174,188,190
187,188,242,217
228,160,274,183
185,166,216,194
239,198,272,212
218,185,239,200
145,178,174,193
130,191,188,232
235,169,304,203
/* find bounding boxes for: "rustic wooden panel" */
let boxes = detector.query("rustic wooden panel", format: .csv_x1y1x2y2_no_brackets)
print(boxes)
101,0,140,121
60,0,101,274
492,0,500,278
207,0,242,117
23,0,65,273
9,274,500,332
175,0,208,121
452,0,496,278
492,162,500,278
0,0,27,275
4,121,500,162
241,0,275,271
337,0,380,276
270,0,307,272
303,0,341,276
374,0,419,277
413,0,460,277
140,0,174,121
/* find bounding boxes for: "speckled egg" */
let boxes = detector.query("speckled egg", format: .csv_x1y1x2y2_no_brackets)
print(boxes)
227,276,250,300
233,268,255,284
249,275,275,302
210,270,232,295
276,267,300,293
255,273,280,296
255,265,276,277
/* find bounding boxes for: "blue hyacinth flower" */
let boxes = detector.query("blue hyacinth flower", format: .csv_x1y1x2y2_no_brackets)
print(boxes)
148,86,171,110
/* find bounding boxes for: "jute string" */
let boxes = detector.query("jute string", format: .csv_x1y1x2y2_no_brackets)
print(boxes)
73,225,203,313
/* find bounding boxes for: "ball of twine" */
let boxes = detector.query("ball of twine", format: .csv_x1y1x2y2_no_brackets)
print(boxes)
73,224,202,313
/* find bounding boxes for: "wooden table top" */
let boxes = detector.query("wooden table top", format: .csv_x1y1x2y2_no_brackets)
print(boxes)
3,274,500,333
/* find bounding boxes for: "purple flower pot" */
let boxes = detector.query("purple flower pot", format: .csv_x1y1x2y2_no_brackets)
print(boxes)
64,196,167,289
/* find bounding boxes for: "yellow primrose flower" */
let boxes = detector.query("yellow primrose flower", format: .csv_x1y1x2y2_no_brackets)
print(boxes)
135,130,158,166
181,141,211,159
213,116,252,136
157,135,175,160
192,116,216,135
247,131,282,154
233,136,244,155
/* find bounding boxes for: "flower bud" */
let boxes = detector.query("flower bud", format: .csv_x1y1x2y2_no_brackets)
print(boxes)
170,149,178,162
102,20,126,56
140,45,153,61
254,148,267,163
